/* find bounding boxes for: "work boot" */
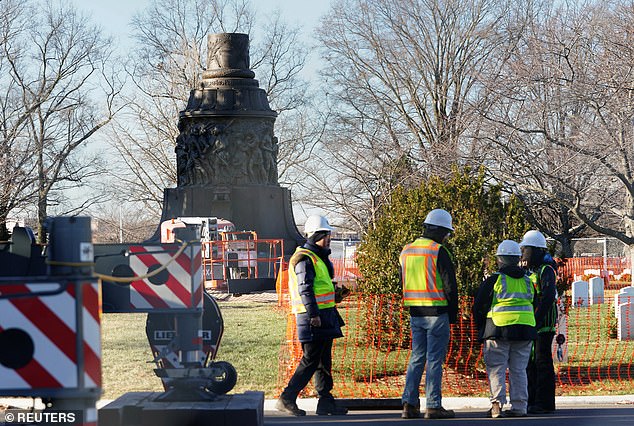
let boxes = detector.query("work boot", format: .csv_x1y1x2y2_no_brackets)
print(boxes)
424,406,455,419
503,409,527,417
486,402,502,418
528,405,554,414
275,398,306,416
401,402,422,419
316,395,348,415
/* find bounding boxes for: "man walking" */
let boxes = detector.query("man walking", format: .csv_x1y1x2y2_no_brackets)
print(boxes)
473,240,538,418
400,209,458,419
520,230,557,414
276,215,348,417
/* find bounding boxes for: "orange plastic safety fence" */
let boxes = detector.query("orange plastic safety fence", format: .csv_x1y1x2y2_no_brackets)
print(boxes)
556,291,634,393
558,257,631,287
276,260,290,309
276,293,490,398
276,290,634,398
331,258,360,282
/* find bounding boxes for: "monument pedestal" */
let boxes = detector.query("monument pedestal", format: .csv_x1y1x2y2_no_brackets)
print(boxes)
98,391,264,426
159,184,303,255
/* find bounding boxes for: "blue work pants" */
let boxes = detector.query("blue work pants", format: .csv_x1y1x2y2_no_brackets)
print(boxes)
401,313,450,409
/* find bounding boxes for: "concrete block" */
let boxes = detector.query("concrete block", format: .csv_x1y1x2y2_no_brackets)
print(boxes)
99,391,264,426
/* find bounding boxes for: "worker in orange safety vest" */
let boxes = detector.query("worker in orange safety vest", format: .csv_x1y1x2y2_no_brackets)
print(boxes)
400,209,458,420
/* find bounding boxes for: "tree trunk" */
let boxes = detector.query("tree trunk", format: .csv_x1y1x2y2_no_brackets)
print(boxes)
37,194,47,244
0,204,11,241
557,237,574,258
630,244,634,286
0,219,9,242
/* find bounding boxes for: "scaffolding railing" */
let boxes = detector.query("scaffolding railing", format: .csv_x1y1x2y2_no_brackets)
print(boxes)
202,235,284,292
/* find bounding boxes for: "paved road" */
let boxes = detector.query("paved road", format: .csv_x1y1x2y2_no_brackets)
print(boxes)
264,406,634,425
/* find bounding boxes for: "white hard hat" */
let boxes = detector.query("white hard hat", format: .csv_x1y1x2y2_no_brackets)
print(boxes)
519,230,547,248
304,215,334,237
423,209,454,231
496,240,522,256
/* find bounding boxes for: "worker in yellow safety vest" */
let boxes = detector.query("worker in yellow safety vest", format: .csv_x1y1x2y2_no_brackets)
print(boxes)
473,240,540,418
519,230,558,414
277,215,348,417
400,209,458,420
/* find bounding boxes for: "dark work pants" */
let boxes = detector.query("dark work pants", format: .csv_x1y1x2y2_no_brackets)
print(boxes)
527,331,556,411
280,339,334,401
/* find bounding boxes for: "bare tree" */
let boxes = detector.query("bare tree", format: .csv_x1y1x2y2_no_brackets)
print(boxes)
89,204,158,243
307,0,509,232
507,188,590,258
0,0,124,241
479,1,634,266
109,0,312,216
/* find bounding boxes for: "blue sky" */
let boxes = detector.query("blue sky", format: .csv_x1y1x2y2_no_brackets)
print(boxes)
71,0,333,51
67,0,333,221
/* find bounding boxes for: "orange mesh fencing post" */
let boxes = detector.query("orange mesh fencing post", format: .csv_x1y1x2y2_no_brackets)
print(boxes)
276,260,289,309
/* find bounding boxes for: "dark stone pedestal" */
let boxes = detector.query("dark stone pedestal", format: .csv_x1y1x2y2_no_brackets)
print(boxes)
98,391,264,426
158,184,303,255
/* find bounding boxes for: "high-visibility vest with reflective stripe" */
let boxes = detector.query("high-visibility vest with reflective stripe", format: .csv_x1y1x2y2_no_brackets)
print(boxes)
529,264,558,332
529,264,557,296
288,247,336,314
400,238,448,307
487,273,536,327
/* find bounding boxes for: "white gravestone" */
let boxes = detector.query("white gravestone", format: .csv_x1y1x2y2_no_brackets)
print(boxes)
589,277,604,305
572,280,589,308
614,287,634,318
617,302,634,341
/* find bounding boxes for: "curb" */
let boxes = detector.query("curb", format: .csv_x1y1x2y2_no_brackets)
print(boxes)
263,395,634,413
5,395,634,414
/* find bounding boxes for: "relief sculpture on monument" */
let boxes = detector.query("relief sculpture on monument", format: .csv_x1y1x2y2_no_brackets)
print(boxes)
175,118,278,186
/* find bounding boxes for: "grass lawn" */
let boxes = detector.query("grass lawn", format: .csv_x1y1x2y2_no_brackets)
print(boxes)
215,301,286,396
101,294,634,400
101,313,163,399
101,301,285,400
556,295,634,395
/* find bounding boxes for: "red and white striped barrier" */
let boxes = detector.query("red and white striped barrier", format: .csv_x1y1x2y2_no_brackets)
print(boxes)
128,245,202,310
0,280,101,396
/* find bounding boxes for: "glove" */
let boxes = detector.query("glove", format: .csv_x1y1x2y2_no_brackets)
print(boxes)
335,284,351,303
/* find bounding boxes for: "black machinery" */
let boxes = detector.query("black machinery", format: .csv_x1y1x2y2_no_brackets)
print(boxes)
0,217,238,414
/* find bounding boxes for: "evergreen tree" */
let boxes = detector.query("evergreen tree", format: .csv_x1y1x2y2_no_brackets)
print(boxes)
356,168,529,364
358,168,529,298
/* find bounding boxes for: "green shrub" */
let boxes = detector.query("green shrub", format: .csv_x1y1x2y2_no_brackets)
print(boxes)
357,167,529,298
356,167,529,371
